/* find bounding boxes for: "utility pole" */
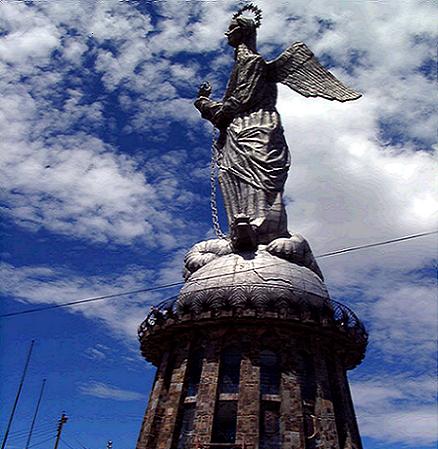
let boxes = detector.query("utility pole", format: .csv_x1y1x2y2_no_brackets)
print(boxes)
106,440,112,449
53,413,68,449
1,339,35,449
25,378,47,449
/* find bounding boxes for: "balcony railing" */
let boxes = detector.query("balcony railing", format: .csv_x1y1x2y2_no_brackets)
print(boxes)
138,284,367,346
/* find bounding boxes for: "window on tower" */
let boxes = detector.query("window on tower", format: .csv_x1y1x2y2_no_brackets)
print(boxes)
186,347,204,397
260,350,280,395
218,346,241,394
162,352,176,392
211,400,238,444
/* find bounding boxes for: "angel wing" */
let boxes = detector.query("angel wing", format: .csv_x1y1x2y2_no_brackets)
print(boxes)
266,42,361,102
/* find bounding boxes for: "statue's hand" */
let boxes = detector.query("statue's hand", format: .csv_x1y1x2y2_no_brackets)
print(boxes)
198,81,212,98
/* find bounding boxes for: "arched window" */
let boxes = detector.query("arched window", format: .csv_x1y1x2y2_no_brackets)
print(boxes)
260,350,280,395
211,401,237,444
218,346,241,394
186,347,204,397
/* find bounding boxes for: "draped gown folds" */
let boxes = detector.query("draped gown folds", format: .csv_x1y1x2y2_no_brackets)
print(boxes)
195,44,291,244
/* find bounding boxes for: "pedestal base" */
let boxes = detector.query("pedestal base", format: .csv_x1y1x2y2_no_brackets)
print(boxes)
136,313,364,449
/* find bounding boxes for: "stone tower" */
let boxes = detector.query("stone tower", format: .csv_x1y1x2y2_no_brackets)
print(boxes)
136,239,367,449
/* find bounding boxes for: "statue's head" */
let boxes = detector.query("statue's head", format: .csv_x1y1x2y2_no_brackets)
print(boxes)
226,4,262,50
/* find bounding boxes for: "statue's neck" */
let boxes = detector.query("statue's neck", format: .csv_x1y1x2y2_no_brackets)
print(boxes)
234,43,257,61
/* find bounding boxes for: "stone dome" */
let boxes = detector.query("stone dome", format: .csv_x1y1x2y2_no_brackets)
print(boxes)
178,248,329,312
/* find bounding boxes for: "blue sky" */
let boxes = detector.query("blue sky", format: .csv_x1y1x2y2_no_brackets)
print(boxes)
0,1,437,448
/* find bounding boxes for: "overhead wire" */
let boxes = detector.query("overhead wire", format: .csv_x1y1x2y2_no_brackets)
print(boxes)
6,427,54,440
60,437,79,449
27,435,56,448
70,433,91,449
4,422,54,439
315,230,437,258
0,230,436,319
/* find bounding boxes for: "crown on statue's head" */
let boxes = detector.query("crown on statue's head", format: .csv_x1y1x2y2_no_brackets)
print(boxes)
232,3,263,28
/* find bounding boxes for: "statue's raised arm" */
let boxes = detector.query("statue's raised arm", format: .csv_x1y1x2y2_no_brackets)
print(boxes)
194,4,361,252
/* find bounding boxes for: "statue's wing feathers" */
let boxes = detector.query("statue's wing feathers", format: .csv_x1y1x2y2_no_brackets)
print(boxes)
268,42,361,102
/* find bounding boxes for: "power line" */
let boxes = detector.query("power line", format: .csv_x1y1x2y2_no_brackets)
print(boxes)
0,230,436,319
4,422,54,438
28,435,56,449
0,284,182,319
60,437,79,449
316,230,437,258
70,433,90,449
6,426,55,442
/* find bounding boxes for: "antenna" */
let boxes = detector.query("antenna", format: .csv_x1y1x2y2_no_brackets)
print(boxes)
1,340,35,449
25,378,47,449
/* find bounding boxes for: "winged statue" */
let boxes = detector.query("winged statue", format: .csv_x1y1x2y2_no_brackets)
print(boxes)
194,4,361,251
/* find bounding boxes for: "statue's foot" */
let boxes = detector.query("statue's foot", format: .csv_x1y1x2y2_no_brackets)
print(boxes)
266,234,324,280
184,238,233,280
230,214,257,252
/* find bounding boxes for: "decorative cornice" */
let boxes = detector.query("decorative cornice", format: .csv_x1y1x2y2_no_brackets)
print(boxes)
138,284,367,369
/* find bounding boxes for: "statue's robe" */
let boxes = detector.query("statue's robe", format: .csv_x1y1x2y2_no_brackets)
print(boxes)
195,44,291,244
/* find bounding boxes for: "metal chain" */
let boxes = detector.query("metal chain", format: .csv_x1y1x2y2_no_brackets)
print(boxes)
210,129,227,239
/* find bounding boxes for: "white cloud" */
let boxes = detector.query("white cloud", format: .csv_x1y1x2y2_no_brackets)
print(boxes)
78,381,145,401
0,241,191,341
369,280,437,357
0,2,436,446
351,376,438,446
0,1,201,249
1,131,161,244
0,2,60,65
2,0,433,252
84,344,109,361
0,261,162,339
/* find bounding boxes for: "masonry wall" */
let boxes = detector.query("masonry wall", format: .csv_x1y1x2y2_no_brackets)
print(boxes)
136,323,363,449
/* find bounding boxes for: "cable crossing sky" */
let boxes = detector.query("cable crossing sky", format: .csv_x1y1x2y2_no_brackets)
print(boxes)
1,230,436,319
